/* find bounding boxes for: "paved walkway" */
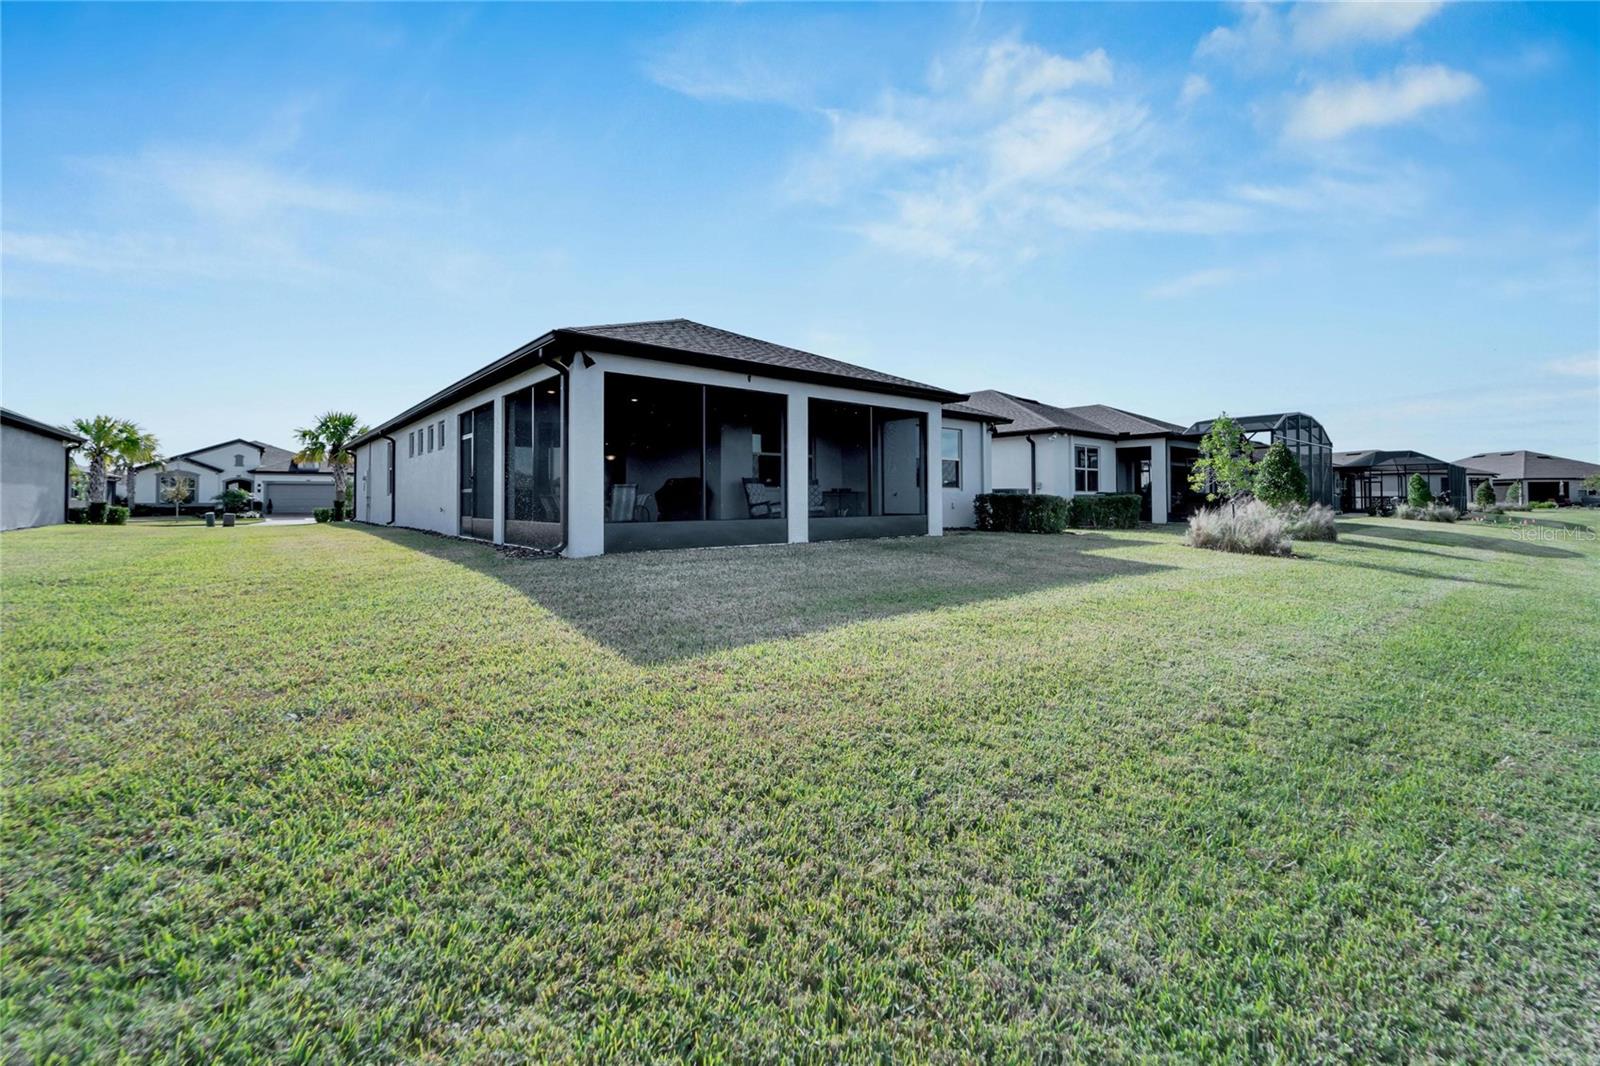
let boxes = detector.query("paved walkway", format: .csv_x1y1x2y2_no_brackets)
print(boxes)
261,516,316,526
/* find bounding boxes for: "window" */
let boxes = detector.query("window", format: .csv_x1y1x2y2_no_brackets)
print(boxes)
1075,446,1100,492
408,431,415,458
438,420,446,449
809,400,926,519
233,454,244,467
427,424,435,453
941,428,962,488
504,378,564,547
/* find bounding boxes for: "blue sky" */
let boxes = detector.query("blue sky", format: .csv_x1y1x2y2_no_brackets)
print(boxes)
3,2,1596,462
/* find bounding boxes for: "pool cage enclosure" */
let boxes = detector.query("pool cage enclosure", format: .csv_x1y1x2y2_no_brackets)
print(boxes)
1183,413,1335,508
1332,450,1468,514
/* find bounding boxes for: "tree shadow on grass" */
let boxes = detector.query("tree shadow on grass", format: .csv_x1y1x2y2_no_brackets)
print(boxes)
347,527,1172,665
1340,521,1583,558
1315,554,1530,590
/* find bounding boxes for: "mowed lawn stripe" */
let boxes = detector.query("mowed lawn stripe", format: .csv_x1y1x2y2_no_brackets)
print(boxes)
3,515,1597,1061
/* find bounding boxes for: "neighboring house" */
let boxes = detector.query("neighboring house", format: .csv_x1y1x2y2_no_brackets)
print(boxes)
1,407,83,531
349,318,968,557
132,439,336,514
1334,450,1469,512
1455,450,1600,506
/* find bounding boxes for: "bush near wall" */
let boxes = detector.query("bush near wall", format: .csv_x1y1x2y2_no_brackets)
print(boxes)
104,506,129,526
1066,493,1142,530
313,508,333,524
973,493,1071,533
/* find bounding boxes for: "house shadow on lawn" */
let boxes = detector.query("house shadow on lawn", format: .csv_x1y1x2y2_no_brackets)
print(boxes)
352,527,1171,665
1341,521,1584,559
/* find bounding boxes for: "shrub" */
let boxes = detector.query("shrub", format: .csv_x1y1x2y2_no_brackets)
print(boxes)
66,508,89,524
1474,481,1497,510
313,508,333,524
86,501,107,524
1186,498,1291,556
973,493,1070,533
104,506,129,526
1530,500,1558,510
1505,481,1522,506
1407,472,1432,509
1399,503,1458,522
1281,502,1337,541
1254,441,1309,507
1066,493,1141,529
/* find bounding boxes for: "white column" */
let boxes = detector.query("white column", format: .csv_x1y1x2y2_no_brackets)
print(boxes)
563,357,606,557
785,392,809,543
492,394,507,545
927,409,943,537
1151,438,1169,524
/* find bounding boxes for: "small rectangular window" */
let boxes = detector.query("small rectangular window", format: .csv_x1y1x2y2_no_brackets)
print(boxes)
941,427,962,488
427,424,435,452
234,454,244,467
438,420,446,448
408,432,415,458
1075,445,1100,493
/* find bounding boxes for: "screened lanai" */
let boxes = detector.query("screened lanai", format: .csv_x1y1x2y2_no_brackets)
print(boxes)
1333,450,1467,514
1182,413,1335,508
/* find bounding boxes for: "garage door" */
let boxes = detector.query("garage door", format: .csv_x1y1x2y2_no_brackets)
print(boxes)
265,482,335,514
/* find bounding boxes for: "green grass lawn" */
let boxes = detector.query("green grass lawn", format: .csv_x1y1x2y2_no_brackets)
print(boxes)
3,514,1598,1062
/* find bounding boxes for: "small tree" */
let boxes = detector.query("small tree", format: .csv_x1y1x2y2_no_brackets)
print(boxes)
1407,472,1432,509
72,414,134,519
158,473,196,523
114,425,161,509
1189,413,1257,513
1474,480,1496,510
295,412,369,521
1254,440,1309,508
1584,473,1600,495
213,488,251,514
1505,481,1522,506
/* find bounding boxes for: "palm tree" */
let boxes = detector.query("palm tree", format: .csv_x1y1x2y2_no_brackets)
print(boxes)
113,425,161,510
294,412,369,520
72,415,133,515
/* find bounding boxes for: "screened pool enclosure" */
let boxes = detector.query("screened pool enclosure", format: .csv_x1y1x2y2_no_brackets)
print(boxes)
1182,412,1335,509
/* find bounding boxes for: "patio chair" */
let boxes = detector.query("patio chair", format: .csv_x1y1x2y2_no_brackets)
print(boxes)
743,478,784,518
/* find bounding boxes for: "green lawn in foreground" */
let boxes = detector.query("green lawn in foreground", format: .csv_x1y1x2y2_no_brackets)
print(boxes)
3,514,1598,1061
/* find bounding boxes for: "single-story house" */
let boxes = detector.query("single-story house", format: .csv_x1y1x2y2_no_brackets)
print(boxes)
132,439,336,514
349,319,970,557
1,407,83,531
1455,450,1600,506
1334,450,1469,512
947,395,1336,522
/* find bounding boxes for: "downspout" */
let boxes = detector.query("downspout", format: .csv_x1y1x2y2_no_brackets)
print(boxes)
380,434,398,525
1026,435,1038,493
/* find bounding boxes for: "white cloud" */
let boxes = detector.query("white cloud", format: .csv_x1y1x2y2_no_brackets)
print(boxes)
1544,353,1600,378
955,41,1114,103
1146,266,1243,299
826,111,941,160
1289,2,1446,51
986,98,1141,184
1197,2,1447,67
1284,64,1480,140
1179,74,1212,106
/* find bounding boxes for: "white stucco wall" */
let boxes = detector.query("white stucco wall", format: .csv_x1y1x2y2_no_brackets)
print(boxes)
355,350,948,557
2,423,72,530
133,461,223,507
939,415,992,528
983,431,1168,522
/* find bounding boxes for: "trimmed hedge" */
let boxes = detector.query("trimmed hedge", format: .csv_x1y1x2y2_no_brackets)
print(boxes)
313,508,333,524
86,501,107,524
1066,493,1141,530
105,506,129,526
973,493,1070,533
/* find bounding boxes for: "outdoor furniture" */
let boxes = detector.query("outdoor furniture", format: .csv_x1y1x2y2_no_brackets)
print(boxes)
743,478,784,518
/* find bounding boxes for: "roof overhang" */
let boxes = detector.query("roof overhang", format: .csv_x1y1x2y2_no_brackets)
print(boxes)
1,408,84,444
353,329,969,449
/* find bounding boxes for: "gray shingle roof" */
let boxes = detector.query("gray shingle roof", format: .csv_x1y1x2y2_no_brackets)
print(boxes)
1333,449,1454,472
1,407,83,444
955,391,1182,437
560,319,961,400
1452,450,1600,480
251,444,330,475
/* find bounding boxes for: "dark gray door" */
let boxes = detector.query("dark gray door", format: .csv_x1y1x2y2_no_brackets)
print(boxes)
266,482,334,514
